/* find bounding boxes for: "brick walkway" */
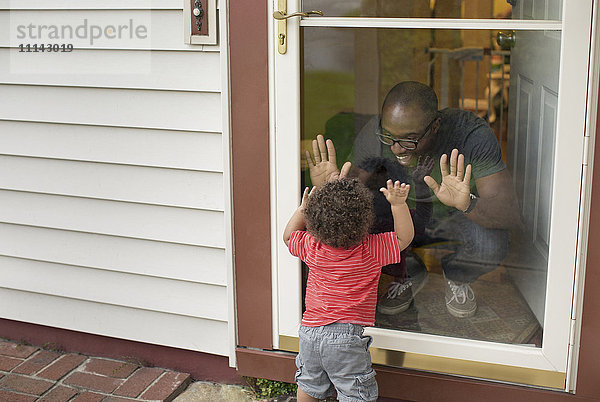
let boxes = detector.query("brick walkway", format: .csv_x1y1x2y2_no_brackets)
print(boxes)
0,339,191,401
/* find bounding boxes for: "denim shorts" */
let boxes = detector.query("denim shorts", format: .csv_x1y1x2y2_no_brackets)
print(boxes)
295,323,377,402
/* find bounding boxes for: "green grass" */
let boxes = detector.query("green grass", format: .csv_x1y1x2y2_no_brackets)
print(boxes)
245,377,297,399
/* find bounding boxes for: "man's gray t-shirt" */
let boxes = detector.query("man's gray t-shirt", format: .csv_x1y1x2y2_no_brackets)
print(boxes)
433,108,505,180
354,108,505,182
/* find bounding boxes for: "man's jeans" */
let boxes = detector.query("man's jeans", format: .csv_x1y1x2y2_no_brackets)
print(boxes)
423,212,510,283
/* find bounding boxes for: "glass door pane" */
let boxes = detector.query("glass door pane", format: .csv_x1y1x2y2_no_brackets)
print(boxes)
275,0,592,386
302,0,562,20
301,25,560,347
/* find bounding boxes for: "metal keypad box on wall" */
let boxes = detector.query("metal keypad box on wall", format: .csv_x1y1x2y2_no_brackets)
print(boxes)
183,0,217,45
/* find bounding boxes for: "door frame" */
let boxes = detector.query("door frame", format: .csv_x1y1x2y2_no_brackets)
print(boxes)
269,0,593,389
230,0,600,398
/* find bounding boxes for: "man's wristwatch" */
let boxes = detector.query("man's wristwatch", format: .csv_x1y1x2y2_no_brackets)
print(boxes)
461,193,478,214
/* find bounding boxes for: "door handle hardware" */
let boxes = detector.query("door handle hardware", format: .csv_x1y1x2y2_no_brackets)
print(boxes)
274,0,323,55
497,31,516,48
272,10,324,20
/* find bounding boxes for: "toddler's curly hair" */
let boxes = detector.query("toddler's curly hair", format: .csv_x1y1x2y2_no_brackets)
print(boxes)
304,178,375,249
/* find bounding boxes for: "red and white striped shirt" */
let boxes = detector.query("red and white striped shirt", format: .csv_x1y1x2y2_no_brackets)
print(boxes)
289,230,402,327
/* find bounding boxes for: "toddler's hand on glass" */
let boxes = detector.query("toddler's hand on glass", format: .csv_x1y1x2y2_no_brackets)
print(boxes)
299,186,316,211
380,180,410,206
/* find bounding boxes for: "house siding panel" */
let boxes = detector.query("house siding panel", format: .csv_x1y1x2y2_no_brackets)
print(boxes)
0,1,182,10
0,85,222,132
0,2,233,359
0,288,229,356
0,191,225,252
0,49,221,91
0,256,228,321
0,223,227,285
0,156,224,210
0,121,224,171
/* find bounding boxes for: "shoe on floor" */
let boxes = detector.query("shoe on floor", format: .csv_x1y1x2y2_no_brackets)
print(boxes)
378,260,429,315
444,276,477,318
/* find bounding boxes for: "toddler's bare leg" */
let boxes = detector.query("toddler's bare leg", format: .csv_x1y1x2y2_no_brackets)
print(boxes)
297,387,319,402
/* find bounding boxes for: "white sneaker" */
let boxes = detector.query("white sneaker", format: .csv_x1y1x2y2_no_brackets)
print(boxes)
444,276,477,318
377,268,429,315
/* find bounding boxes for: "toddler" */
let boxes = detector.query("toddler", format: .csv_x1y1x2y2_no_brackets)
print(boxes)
283,175,414,402
359,156,434,314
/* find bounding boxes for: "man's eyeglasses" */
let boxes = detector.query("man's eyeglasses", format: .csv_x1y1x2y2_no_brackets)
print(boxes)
377,115,438,151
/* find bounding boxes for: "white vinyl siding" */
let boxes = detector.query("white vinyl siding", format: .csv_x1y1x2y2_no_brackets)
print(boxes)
0,156,225,210
0,224,227,285
0,288,229,356
0,1,234,361
0,50,222,90
0,86,222,131
0,191,226,247
0,122,224,171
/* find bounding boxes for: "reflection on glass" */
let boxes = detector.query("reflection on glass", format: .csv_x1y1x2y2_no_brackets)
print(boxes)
302,0,562,20
301,26,561,347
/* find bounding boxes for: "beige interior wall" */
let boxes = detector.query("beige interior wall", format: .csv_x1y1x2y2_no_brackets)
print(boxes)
462,1,493,107
431,1,462,108
354,0,379,115
354,0,431,114
377,0,431,108
354,1,510,113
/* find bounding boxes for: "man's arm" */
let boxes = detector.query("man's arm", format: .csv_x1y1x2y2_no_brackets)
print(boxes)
424,149,521,230
466,169,522,229
412,156,435,234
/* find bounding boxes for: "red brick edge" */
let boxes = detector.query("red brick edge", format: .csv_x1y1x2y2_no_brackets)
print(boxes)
0,339,192,401
0,319,243,385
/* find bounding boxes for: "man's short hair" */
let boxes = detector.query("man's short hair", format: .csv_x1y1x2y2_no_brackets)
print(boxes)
382,81,439,119
305,178,374,249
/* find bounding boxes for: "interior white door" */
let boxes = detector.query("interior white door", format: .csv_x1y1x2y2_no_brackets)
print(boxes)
506,9,562,326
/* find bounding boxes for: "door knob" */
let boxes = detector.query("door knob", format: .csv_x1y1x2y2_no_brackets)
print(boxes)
497,31,516,48
192,0,204,31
